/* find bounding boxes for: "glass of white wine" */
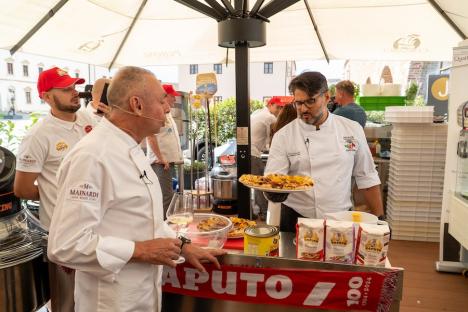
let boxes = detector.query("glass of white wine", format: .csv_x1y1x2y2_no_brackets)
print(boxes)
166,192,194,235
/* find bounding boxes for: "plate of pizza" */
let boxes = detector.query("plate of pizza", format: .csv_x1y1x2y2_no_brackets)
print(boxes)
228,217,257,239
239,174,314,193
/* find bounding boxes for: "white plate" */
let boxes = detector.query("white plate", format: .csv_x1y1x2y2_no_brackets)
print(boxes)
239,182,313,193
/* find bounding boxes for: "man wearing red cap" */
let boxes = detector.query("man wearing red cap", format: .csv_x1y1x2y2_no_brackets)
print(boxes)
14,67,96,311
146,84,183,216
250,96,285,220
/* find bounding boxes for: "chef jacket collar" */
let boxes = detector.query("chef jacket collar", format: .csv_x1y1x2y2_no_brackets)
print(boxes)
100,117,139,148
46,111,87,130
298,111,333,132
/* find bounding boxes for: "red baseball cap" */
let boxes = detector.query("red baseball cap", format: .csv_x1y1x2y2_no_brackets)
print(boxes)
162,84,181,96
37,67,85,99
268,96,287,106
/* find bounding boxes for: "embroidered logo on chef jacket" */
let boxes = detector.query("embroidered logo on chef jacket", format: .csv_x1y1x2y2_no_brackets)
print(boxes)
287,151,301,157
18,154,37,167
343,136,358,152
67,182,100,203
84,125,93,133
55,140,69,152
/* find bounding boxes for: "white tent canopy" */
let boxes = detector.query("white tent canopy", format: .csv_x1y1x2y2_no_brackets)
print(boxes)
0,0,466,67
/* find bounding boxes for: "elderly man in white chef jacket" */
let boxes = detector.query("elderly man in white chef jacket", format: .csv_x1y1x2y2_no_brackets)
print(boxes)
48,66,225,312
264,71,383,232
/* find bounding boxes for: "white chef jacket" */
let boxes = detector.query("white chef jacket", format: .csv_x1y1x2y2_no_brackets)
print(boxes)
85,102,103,123
16,110,96,229
250,107,277,157
265,114,380,218
147,113,182,163
48,117,175,312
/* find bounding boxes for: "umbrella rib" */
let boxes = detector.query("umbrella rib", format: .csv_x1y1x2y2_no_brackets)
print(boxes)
10,0,69,55
175,0,225,20
220,0,236,16
258,0,300,18
303,0,330,63
426,0,467,39
109,0,148,70
250,0,265,17
204,0,229,19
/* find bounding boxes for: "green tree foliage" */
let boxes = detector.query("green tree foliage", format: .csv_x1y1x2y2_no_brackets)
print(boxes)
0,112,41,153
405,81,419,105
329,84,336,97
353,82,360,99
0,120,17,149
190,97,263,144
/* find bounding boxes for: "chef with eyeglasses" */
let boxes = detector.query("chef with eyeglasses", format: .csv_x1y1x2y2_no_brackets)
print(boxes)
264,71,383,232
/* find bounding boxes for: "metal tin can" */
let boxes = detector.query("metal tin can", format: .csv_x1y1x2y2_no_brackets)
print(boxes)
244,225,280,256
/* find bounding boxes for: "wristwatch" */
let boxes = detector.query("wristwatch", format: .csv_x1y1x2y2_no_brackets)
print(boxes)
178,235,192,251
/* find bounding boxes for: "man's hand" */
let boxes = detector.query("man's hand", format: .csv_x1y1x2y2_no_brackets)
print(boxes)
156,159,170,170
181,244,226,272
263,192,289,203
132,238,182,268
96,103,111,115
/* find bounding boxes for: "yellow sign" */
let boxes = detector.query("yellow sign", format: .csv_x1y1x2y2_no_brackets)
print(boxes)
431,77,449,101
196,73,217,96
190,93,203,109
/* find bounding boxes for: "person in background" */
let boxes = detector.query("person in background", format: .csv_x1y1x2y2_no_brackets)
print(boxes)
47,66,224,312
265,72,383,232
271,103,298,139
250,96,285,220
327,95,339,113
333,80,367,128
14,67,96,312
146,84,183,217
85,77,112,123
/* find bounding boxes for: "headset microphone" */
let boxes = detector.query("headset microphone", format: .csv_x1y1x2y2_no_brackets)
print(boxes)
111,105,166,123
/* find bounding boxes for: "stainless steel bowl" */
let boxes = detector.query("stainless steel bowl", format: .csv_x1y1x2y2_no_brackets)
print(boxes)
0,208,50,312
0,254,50,312
212,177,237,200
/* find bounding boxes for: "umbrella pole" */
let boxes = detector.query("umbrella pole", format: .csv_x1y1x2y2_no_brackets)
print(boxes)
235,41,251,219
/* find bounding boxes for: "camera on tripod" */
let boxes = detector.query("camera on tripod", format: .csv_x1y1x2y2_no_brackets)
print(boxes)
78,84,93,105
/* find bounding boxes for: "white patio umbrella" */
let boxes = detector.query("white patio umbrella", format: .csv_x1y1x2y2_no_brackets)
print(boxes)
0,0,466,68
1,0,466,218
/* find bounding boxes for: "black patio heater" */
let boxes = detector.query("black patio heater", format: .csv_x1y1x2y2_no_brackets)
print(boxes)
175,0,300,219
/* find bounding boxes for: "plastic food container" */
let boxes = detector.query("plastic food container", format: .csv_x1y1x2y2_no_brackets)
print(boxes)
384,106,434,123
185,213,232,249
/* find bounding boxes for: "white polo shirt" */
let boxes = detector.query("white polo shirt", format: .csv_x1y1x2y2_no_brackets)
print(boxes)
265,114,380,218
250,107,277,158
16,110,96,229
147,113,182,164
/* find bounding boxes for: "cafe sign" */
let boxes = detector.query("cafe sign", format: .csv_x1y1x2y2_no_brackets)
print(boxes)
162,263,399,311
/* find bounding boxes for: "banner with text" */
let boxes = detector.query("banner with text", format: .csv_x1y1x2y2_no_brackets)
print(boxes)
162,263,400,311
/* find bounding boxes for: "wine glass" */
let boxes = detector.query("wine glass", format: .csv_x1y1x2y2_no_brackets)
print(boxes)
166,192,194,264
166,192,194,236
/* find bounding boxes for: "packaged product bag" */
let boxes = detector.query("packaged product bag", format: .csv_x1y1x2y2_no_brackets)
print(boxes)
325,220,355,264
296,218,325,261
355,223,390,267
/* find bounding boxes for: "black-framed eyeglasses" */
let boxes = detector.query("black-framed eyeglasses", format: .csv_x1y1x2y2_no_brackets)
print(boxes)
293,91,326,109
